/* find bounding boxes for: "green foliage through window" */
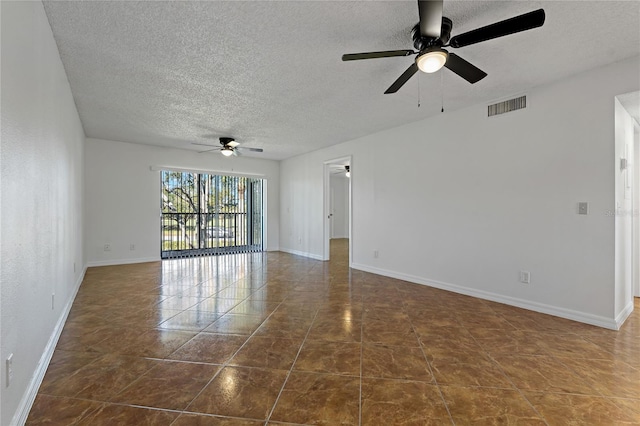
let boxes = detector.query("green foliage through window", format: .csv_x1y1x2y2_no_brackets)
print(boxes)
161,171,264,258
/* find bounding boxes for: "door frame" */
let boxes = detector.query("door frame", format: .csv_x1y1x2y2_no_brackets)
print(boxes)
634,124,640,297
323,156,352,264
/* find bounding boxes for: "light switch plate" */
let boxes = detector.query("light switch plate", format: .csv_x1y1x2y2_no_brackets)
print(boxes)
578,202,589,215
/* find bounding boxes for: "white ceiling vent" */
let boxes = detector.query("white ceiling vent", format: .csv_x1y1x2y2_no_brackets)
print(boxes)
487,95,527,117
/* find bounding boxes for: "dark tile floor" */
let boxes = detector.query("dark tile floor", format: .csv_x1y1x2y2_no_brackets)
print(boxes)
27,239,640,425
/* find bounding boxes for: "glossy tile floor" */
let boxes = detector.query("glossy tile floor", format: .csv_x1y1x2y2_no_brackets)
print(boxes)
28,239,640,425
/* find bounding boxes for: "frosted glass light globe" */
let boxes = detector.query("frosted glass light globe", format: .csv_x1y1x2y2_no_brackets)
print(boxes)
416,49,448,73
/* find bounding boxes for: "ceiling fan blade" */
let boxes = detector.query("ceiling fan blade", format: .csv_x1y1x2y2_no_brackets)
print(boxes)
192,142,217,147
444,53,487,84
232,149,240,157
418,0,443,38
198,148,219,154
450,9,545,48
384,63,419,94
342,50,415,61
227,141,240,148
237,147,264,153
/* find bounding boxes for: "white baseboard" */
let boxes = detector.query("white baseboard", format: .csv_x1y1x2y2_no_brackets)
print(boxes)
86,256,160,267
616,301,635,330
351,263,619,330
11,266,87,426
279,248,324,261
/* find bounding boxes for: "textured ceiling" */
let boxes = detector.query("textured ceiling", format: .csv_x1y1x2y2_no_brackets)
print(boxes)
42,1,640,160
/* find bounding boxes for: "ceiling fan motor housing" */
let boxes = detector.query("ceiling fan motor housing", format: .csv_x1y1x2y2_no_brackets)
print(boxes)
219,137,235,146
412,17,452,51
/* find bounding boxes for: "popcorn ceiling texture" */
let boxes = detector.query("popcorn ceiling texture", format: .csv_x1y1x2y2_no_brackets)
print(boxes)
42,1,640,160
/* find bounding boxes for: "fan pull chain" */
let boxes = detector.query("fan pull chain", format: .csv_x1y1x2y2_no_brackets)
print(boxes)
440,71,444,113
418,73,421,108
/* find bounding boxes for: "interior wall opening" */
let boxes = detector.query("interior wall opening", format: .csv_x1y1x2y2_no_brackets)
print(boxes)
323,157,352,264
161,170,264,259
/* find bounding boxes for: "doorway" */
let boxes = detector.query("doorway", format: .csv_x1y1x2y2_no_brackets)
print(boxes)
323,156,352,264
614,91,640,326
160,170,264,259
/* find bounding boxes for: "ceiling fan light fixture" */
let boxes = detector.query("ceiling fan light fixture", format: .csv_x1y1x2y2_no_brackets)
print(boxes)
416,48,448,73
221,147,234,157
345,165,350,178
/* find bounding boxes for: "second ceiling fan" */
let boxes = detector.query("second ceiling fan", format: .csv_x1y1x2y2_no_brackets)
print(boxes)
342,0,545,94
193,137,264,157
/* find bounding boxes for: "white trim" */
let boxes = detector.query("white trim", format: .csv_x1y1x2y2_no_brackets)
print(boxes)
86,257,160,267
149,165,265,179
347,158,353,269
262,179,268,253
11,267,87,426
634,123,640,298
616,301,635,329
279,248,324,261
323,156,352,263
351,262,619,330
323,162,331,261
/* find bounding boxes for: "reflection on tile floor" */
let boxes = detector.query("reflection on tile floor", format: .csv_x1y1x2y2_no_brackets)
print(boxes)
27,239,640,425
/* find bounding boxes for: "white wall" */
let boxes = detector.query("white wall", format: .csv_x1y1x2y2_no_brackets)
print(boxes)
330,175,349,238
85,139,280,265
280,56,640,328
1,2,86,424
614,97,636,321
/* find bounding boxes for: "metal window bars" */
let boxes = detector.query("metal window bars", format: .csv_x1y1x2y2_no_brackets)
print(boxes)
161,171,264,259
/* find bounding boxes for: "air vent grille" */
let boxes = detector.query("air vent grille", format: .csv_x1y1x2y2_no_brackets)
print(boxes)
488,95,527,117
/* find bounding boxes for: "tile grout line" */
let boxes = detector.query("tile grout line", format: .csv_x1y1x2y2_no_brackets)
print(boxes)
263,306,321,425
404,301,456,426
483,303,621,408
87,286,274,423
165,259,277,426
550,353,612,399
34,245,640,425
462,316,551,426
177,291,291,419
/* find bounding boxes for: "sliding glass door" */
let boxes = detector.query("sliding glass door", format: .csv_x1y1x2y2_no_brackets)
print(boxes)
161,170,264,259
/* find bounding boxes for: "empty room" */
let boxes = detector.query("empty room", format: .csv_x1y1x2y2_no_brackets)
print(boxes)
2,0,640,424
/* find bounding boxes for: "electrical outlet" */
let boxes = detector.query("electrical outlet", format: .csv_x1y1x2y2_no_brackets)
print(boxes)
6,354,13,387
373,250,379,258
519,270,531,284
104,244,111,251
129,244,135,251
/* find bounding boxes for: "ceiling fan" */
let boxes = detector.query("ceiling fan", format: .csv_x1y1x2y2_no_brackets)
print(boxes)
342,0,545,94
192,137,264,157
